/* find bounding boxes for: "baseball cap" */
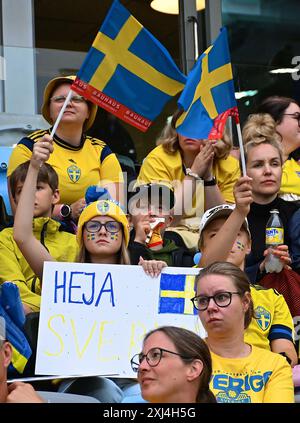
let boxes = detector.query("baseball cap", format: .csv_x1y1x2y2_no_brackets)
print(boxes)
129,183,175,212
199,204,251,245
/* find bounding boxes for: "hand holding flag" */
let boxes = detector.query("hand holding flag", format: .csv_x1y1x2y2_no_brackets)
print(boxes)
71,0,186,132
176,27,246,174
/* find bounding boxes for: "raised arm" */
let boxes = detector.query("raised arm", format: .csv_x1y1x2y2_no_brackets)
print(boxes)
13,135,55,280
173,142,224,225
199,175,253,266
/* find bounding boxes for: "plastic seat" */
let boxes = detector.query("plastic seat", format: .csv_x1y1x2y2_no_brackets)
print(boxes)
37,391,100,403
0,146,13,215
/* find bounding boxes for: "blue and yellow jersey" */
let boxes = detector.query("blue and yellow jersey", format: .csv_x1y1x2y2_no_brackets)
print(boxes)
7,129,123,205
210,345,294,403
280,157,300,201
245,285,294,349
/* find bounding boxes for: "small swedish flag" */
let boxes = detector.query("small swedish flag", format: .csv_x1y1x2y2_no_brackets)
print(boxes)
159,273,197,315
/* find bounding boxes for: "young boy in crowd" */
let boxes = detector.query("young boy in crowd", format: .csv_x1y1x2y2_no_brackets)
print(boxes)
197,175,298,366
0,161,79,313
128,183,194,275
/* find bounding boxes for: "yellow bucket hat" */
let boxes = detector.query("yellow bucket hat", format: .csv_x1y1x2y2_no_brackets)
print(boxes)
41,75,98,131
77,200,130,247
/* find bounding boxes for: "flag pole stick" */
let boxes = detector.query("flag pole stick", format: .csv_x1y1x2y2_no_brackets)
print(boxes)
50,90,73,138
236,122,247,176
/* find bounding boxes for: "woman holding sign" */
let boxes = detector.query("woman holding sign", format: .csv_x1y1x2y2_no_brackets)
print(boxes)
13,138,142,403
7,75,124,222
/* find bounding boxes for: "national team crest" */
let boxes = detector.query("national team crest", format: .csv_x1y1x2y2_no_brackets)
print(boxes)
255,306,271,331
67,165,81,183
97,201,110,214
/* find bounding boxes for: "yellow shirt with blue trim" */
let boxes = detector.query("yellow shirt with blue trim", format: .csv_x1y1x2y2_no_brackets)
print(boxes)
137,144,240,205
245,285,294,349
280,157,300,201
7,129,124,205
210,345,294,403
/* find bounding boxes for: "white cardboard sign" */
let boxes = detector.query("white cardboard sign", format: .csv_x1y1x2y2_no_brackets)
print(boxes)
35,262,204,377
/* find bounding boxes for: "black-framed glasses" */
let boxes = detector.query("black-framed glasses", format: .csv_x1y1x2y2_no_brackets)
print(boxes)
130,347,193,373
84,220,121,234
191,291,241,311
283,113,300,127
50,94,86,104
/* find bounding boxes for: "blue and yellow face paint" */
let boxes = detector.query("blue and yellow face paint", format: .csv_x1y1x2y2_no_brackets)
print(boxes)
236,240,245,251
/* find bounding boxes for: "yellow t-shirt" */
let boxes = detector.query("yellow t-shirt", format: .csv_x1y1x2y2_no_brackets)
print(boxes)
7,129,124,205
210,345,294,403
245,285,294,350
137,144,240,205
280,157,300,201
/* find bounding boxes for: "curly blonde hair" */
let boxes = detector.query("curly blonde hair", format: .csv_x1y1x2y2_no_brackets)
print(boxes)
242,113,283,164
156,109,232,159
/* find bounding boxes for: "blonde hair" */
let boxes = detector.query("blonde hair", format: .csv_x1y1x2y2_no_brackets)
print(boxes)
157,109,232,159
242,113,284,164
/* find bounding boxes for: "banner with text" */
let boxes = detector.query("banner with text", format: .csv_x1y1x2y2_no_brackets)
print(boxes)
35,262,204,377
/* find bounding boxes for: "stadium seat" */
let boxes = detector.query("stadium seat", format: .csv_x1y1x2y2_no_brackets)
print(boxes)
0,146,13,215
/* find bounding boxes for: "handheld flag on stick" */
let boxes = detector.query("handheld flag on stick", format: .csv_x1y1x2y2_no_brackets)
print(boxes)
176,27,238,140
71,0,186,132
176,27,246,175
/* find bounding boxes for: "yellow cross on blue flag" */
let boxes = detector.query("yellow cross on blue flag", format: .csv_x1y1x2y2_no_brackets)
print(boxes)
159,273,197,315
176,27,239,140
71,0,186,132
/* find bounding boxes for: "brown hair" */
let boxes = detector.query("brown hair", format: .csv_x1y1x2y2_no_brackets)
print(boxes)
242,113,284,166
256,96,299,124
157,109,233,159
144,326,216,403
10,160,58,200
195,261,254,329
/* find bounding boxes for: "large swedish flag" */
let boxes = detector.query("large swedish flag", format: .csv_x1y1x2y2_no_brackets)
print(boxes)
72,0,186,132
159,273,197,315
176,27,238,139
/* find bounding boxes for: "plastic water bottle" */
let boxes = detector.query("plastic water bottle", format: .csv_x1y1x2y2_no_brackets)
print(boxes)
265,209,284,273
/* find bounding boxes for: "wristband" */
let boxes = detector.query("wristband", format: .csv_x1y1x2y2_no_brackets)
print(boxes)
185,168,203,181
60,204,72,219
204,177,217,186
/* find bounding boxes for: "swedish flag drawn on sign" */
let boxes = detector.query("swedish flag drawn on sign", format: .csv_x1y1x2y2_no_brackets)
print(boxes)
159,274,197,315
72,0,186,132
176,27,238,140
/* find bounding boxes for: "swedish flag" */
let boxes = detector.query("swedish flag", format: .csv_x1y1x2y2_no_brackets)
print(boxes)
176,27,238,139
159,273,197,315
72,0,186,132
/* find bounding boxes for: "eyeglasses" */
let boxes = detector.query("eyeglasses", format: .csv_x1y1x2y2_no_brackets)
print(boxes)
283,113,300,127
50,95,86,104
84,220,121,234
191,291,241,311
130,347,193,373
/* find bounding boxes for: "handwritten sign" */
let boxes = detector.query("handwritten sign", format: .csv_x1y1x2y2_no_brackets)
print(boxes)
36,262,204,377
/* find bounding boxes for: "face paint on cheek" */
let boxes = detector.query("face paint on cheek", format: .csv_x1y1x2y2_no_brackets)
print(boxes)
87,233,96,241
236,240,245,251
110,233,119,241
